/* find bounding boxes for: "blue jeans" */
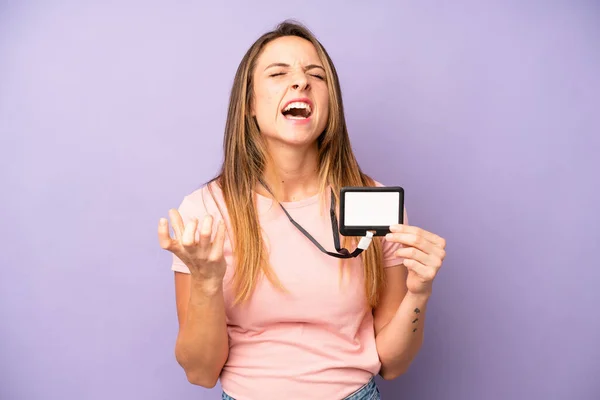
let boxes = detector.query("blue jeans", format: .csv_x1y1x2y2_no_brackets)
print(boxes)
221,376,380,400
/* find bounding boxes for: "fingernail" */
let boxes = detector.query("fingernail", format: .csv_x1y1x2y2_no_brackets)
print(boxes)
385,233,392,240
159,218,167,225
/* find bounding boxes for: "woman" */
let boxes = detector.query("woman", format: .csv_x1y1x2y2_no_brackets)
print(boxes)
158,20,446,400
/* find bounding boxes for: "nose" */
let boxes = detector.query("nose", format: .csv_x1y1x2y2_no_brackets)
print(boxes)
290,71,309,91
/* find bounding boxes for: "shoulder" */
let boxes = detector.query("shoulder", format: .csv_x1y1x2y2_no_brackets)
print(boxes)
358,173,390,188
177,179,228,221
369,178,394,188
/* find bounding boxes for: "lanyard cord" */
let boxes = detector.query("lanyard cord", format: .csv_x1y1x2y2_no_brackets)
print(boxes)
258,179,373,259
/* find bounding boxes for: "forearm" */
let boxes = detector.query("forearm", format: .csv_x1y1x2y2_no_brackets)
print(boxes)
375,291,430,379
175,280,229,387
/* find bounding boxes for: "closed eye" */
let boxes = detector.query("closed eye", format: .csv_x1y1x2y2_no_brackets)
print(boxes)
268,72,325,81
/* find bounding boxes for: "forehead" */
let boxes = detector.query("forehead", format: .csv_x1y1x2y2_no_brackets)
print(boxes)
256,36,322,67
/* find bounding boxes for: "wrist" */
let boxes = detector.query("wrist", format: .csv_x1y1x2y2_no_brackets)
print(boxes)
405,289,432,304
190,276,224,297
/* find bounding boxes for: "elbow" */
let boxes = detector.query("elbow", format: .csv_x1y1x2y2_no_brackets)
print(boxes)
377,339,424,380
175,349,220,388
177,359,220,388
380,366,408,381
379,358,411,380
184,371,219,388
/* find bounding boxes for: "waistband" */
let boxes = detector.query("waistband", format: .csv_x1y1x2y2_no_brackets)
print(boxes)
221,375,379,400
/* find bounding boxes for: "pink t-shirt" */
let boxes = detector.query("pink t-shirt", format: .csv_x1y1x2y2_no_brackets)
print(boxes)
171,181,406,399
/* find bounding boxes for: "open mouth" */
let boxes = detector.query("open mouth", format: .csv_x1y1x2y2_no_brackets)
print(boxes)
281,101,312,120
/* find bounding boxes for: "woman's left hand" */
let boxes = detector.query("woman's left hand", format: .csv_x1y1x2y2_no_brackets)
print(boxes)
385,225,446,296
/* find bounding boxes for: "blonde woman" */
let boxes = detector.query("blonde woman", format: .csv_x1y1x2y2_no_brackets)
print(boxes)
158,20,447,400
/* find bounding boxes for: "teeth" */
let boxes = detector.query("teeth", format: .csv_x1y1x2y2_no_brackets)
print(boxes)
283,102,312,113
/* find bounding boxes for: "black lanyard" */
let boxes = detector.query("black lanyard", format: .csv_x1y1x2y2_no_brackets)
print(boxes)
259,180,373,259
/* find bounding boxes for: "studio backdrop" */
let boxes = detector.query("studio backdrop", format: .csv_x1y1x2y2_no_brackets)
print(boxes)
1,1,598,399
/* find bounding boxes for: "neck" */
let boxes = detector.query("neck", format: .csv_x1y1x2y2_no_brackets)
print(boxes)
259,142,320,202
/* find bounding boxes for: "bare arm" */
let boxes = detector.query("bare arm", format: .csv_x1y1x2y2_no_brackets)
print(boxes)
374,224,446,379
174,273,229,387
373,266,429,379
159,212,229,388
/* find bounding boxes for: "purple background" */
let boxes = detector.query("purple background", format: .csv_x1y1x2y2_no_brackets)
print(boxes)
1,1,599,399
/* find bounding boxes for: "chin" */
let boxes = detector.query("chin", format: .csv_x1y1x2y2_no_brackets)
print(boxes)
260,126,319,148
276,131,321,147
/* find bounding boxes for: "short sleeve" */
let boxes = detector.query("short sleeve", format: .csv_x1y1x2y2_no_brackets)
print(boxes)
170,191,210,274
382,206,409,268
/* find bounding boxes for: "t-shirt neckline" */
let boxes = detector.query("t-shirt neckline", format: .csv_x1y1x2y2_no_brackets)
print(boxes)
254,187,328,209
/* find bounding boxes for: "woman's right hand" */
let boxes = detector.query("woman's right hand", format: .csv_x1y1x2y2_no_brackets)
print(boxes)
158,210,227,284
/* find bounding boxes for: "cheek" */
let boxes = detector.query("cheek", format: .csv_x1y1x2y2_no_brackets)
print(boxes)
321,101,329,117
255,86,281,117
319,93,330,119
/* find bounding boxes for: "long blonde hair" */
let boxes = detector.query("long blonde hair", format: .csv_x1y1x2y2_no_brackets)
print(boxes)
208,20,385,308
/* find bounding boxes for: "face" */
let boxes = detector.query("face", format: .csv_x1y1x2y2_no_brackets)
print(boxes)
251,36,330,148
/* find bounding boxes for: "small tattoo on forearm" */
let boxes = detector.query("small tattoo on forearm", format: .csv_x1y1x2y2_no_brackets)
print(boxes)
412,308,421,333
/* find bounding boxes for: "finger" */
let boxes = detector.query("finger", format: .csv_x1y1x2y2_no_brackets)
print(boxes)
168,209,185,239
394,237,446,260
209,220,226,261
386,232,439,255
181,217,199,248
389,224,446,248
157,217,177,251
198,215,214,250
404,259,436,281
394,246,440,267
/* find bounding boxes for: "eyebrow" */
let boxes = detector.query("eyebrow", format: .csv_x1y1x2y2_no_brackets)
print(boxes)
264,63,325,72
